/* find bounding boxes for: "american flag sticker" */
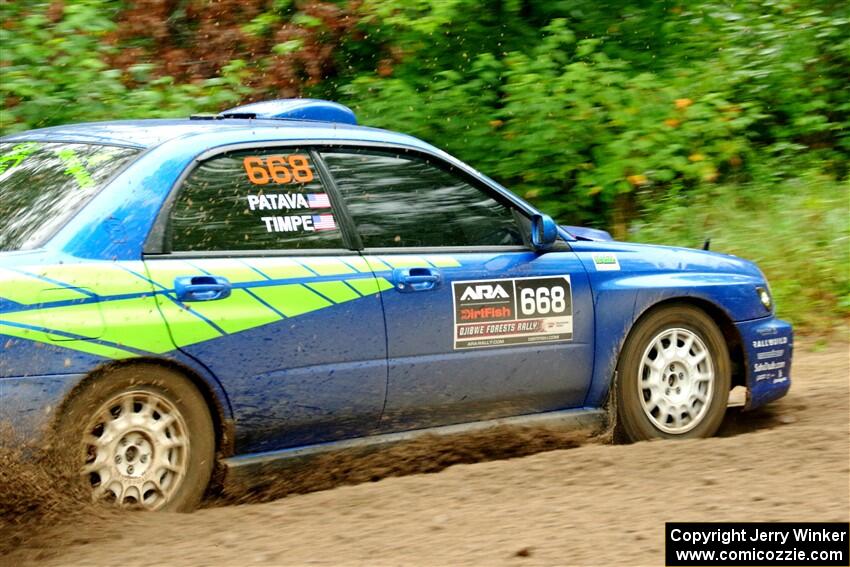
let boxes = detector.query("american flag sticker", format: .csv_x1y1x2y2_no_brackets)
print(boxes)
312,214,337,231
307,193,332,208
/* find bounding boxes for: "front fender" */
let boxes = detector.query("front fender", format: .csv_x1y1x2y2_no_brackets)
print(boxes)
570,241,772,408
629,272,769,323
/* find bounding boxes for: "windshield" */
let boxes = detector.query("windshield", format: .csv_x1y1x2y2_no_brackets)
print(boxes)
0,141,140,251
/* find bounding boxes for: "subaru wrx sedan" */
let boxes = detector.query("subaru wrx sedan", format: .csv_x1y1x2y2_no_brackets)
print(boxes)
0,99,792,511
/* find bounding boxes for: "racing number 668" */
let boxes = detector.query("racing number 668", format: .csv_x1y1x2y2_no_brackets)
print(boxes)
519,285,567,316
243,154,314,185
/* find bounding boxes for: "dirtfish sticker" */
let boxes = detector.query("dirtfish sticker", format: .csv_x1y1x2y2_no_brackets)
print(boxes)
592,253,620,271
452,276,573,350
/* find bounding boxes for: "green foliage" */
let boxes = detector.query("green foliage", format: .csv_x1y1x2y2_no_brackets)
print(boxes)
344,1,849,228
0,1,249,134
630,173,850,331
0,0,848,329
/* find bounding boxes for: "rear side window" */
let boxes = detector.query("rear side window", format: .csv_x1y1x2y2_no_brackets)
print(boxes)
169,149,344,251
0,142,139,251
320,150,526,248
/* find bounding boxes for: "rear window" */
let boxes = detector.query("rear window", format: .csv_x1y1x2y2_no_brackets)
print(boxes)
0,141,140,251
169,149,344,251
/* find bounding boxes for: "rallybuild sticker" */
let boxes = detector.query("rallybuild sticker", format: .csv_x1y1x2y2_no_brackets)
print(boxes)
751,335,790,384
592,253,620,271
452,276,573,350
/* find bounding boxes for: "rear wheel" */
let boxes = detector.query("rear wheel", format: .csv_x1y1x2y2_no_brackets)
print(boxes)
615,305,730,441
57,365,215,511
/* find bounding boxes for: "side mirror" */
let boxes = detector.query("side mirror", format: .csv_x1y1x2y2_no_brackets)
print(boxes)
530,213,558,251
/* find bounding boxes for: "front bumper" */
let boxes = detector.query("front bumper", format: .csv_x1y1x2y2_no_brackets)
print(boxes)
735,317,793,409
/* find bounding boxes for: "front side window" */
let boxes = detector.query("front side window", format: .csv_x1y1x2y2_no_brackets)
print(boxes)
0,142,140,251
169,149,344,251
321,150,527,248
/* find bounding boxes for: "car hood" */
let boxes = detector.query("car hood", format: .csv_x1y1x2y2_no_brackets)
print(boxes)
561,225,614,242
569,240,766,280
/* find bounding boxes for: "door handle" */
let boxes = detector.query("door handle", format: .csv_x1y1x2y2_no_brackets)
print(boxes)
392,267,442,292
174,275,232,302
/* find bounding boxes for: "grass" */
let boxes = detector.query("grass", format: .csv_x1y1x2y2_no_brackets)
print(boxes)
628,172,850,334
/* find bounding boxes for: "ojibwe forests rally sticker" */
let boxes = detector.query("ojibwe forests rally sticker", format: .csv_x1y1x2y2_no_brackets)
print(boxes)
452,276,573,350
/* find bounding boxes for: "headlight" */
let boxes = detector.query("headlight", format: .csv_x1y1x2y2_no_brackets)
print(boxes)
756,286,773,312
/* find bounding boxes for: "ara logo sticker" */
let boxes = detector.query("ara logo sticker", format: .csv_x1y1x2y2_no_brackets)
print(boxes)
592,253,620,271
459,284,510,302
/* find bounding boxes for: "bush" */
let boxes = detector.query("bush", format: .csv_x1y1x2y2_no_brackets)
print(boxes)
629,172,850,331
1,0,848,330
345,1,849,232
0,1,249,133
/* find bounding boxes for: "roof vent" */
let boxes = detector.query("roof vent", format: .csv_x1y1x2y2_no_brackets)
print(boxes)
218,99,357,125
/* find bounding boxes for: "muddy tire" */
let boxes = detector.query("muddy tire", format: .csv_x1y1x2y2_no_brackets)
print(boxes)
615,305,730,442
56,364,215,511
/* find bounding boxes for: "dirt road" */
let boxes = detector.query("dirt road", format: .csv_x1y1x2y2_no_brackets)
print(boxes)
5,340,849,567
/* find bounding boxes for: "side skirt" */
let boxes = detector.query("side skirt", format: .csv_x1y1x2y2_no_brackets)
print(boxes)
222,407,607,482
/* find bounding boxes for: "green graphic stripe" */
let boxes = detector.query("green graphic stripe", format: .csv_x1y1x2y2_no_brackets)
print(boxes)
145,260,206,289
341,256,373,273
361,257,391,271
1,255,461,308
0,255,461,359
94,297,183,353
0,268,88,304
143,256,459,290
184,289,281,335
362,255,461,270
153,295,223,348
188,259,268,284
425,256,461,268
3,301,103,340
250,284,331,318
307,281,361,303
21,262,152,298
2,296,191,354
345,277,394,295
377,255,432,268
0,323,138,360
300,257,356,276
243,258,313,279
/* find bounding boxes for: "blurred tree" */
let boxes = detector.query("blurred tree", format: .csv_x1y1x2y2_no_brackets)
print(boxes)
0,0,250,132
1,0,847,327
343,0,849,229
1,0,848,229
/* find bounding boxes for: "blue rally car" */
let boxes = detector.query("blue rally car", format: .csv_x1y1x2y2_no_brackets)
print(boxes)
0,99,792,511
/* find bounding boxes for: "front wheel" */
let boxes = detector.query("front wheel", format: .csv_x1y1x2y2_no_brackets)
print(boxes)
56,365,215,511
615,305,731,441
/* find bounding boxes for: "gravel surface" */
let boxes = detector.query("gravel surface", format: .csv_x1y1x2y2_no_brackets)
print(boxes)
4,340,848,567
